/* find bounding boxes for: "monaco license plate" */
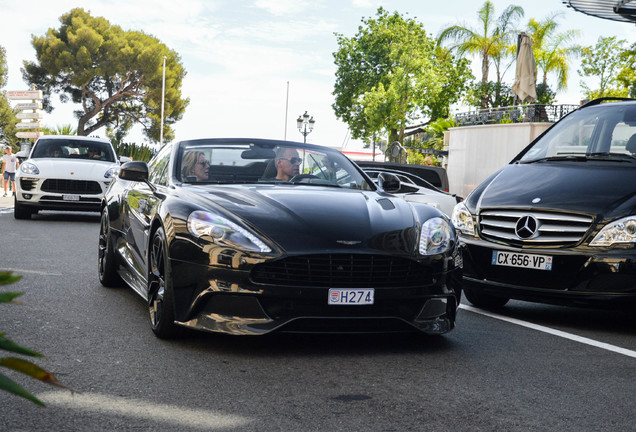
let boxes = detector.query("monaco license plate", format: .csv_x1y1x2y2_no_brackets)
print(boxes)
328,288,374,305
492,250,552,271
62,194,80,201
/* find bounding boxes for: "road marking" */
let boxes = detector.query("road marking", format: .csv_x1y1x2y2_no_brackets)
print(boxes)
460,304,636,359
38,391,252,429
2,267,63,276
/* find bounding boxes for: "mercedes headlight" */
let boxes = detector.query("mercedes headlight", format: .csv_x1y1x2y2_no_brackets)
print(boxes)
451,202,475,236
20,162,39,175
419,217,453,255
187,210,272,253
589,216,636,247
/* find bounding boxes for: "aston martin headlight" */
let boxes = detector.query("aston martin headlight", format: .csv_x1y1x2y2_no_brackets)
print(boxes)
589,216,636,247
187,210,272,253
20,162,39,175
419,217,453,255
451,202,475,236
104,167,119,179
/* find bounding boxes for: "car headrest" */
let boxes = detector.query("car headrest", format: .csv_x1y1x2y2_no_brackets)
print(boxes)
627,134,636,154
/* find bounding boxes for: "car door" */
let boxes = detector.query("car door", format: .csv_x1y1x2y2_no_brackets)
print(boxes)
123,146,172,285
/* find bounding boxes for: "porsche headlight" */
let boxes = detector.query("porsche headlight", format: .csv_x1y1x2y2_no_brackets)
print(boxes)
20,162,39,175
419,217,453,255
451,202,475,236
589,216,636,247
187,210,271,253
104,167,119,179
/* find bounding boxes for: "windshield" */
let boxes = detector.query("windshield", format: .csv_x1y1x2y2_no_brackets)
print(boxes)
177,140,374,190
518,103,636,163
31,138,116,162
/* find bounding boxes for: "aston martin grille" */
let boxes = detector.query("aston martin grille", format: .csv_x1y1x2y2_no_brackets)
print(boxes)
251,254,431,287
41,179,102,194
479,209,593,247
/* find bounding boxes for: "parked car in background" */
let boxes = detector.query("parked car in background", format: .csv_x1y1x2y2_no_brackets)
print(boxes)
99,138,462,338
362,167,459,217
452,98,636,309
14,135,127,219
355,160,450,192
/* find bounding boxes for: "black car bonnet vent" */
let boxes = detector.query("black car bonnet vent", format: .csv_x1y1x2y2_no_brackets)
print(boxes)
376,198,395,210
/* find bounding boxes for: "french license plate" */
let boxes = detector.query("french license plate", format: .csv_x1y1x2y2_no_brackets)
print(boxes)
328,288,374,305
63,194,80,201
491,250,552,271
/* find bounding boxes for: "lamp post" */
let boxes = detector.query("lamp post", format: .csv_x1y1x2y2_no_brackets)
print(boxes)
296,111,315,143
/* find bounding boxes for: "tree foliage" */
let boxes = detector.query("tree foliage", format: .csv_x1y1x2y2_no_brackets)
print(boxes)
616,42,636,98
0,45,19,149
437,1,523,107
333,7,472,144
22,8,189,142
464,81,514,108
579,36,630,99
535,82,556,104
42,124,77,135
526,12,580,91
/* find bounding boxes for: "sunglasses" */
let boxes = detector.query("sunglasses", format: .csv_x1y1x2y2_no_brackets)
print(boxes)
280,157,302,164
197,160,210,166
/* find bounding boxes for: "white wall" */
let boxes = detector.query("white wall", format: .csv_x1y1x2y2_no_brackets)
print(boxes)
447,122,552,199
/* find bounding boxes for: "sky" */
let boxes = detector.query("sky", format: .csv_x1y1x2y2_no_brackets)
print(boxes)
1,0,636,152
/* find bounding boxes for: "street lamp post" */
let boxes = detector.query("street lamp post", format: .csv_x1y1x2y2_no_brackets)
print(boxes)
296,111,315,143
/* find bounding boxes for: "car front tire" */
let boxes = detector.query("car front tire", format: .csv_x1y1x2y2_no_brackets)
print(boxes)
463,286,509,308
14,197,32,220
98,209,123,287
148,227,179,339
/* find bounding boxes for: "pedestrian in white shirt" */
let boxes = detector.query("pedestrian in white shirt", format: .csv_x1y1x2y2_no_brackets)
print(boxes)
2,146,19,197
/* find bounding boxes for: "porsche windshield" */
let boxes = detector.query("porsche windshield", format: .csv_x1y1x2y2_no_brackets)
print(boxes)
519,103,636,163
31,139,116,162
177,141,373,189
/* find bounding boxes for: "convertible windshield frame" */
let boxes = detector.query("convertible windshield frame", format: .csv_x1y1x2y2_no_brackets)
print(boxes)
173,138,375,190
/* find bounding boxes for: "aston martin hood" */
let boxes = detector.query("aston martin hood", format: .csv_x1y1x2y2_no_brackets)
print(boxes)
192,185,423,254
477,163,636,217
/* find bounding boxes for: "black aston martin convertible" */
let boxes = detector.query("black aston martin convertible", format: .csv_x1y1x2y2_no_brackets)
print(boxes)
98,138,462,338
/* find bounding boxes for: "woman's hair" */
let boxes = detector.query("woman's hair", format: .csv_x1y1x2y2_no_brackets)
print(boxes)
181,151,204,180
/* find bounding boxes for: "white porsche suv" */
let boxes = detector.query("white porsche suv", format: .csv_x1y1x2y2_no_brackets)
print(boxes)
14,135,126,219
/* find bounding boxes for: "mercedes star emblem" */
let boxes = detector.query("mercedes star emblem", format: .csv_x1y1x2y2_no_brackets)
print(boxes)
515,215,538,239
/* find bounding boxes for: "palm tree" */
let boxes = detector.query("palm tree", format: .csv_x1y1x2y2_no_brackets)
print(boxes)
437,1,524,107
526,12,581,91
42,124,77,135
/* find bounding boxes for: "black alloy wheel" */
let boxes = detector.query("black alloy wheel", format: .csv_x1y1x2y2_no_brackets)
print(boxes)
148,227,179,339
98,209,123,287
463,286,509,308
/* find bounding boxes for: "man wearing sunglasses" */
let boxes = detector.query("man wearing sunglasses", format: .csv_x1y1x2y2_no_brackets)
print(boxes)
275,148,301,181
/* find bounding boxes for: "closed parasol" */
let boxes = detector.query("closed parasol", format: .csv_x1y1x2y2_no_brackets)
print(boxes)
511,32,537,103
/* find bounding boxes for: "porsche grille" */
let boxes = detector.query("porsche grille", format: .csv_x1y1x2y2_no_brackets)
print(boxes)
479,209,593,247
20,178,38,191
41,179,102,194
251,254,432,287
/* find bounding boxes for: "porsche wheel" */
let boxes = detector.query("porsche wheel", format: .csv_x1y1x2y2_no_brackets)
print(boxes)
148,227,179,339
14,197,32,220
463,287,509,308
98,209,123,287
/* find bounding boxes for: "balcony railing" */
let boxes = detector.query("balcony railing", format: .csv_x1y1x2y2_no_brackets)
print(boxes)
455,104,580,127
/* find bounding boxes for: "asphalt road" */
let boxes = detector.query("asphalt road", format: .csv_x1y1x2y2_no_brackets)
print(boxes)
1,210,634,432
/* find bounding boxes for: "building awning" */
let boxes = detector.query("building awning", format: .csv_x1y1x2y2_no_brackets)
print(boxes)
563,0,636,23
